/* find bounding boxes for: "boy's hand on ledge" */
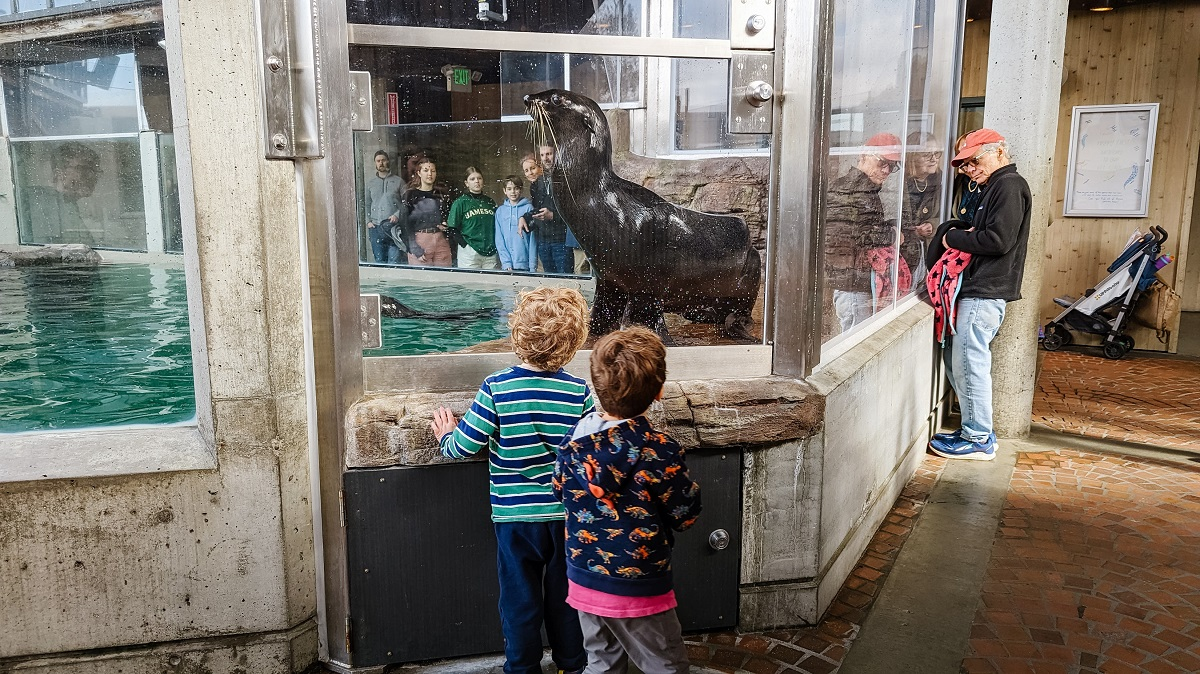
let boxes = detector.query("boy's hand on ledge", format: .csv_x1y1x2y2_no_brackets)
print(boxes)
430,407,457,440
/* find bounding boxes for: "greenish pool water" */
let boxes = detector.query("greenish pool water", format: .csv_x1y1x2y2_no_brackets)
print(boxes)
0,265,529,432
0,264,196,433
359,281,511,357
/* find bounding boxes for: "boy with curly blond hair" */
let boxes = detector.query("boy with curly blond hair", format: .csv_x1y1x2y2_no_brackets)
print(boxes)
431,286,592,674
553,326,701,674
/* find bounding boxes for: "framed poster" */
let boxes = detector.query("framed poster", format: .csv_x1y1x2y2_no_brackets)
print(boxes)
1063,103,1158,217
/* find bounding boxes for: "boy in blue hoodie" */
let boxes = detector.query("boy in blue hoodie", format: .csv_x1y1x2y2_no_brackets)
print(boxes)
553,326,701,674
494,175,538,272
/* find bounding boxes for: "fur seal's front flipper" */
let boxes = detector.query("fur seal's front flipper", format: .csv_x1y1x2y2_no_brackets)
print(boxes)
379,294,495,321
524,89,761,343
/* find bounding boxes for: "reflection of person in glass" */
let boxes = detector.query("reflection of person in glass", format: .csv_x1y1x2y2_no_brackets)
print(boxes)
900,132,943,279
824,133,905,333
21,141,102,246
399,158,453,267
525,147,573,274
399,145,430,185
364,150,404,264
447,167,500,269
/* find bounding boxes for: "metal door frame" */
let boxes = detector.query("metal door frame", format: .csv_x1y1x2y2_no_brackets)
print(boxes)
252,1,833,668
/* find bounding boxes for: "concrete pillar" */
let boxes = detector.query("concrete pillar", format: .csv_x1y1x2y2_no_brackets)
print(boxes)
982,1,1068,439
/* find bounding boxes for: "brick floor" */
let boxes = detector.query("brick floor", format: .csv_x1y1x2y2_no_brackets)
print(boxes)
684,456,947,674
1033,351,1200,450
962,449,1200,674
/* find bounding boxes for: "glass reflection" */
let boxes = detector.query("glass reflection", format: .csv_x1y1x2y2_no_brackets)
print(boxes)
353,47,771,352
13,138,144,249
824,135,906,335
348,0,644,35
821,0,957,346
900,132,943,280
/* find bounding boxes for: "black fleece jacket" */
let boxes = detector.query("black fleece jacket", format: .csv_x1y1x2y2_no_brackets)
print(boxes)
924,164,1031,301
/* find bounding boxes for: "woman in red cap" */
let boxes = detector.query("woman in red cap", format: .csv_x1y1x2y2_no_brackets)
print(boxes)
924,129,1031,461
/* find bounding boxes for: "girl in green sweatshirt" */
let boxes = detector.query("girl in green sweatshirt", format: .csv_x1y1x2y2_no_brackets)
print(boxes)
447,167,500,270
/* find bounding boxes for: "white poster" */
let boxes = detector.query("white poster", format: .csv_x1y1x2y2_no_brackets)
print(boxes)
1064,104,1158,217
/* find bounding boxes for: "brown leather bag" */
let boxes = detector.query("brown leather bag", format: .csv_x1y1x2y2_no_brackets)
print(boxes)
1130,278,1182,344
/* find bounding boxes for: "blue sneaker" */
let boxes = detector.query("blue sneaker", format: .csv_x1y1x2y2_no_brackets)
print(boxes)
929,433,997,460
930,429,962,447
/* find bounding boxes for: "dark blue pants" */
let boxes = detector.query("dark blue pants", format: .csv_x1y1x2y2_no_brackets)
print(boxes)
368,223,401,264
494,521,586,674
537,241,572,274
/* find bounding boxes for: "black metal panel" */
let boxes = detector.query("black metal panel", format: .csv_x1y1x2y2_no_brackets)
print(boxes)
344,462,503,666
673,449,742,632
343,447,742,666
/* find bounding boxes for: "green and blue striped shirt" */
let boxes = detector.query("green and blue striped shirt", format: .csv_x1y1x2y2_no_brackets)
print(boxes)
440,366,595,522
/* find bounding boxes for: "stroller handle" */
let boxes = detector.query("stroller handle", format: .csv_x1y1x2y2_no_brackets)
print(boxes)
1152,225,1168,244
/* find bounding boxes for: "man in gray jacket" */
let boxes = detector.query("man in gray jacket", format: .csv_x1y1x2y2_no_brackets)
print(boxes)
364,150,404,264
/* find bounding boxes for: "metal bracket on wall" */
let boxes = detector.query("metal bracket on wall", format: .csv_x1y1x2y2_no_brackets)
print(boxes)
256,0,323,159
350,71,373,132
730,0,776,50
729,51,774,134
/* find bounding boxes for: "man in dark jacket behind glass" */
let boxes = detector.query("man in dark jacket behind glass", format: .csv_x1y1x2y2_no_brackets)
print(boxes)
925,129,1031,461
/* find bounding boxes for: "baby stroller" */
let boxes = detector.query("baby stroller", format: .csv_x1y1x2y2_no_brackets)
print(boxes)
1041,226,1169,360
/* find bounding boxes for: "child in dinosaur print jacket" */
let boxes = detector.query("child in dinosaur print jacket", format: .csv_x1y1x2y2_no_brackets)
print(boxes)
552,326,701,674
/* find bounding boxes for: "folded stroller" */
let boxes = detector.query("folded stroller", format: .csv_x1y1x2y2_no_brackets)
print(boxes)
1042,226,1169,360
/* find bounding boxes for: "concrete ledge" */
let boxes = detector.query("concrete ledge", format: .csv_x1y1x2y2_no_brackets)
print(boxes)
0,618,316,674
0,425,215,484
345,376,824,468
739,580,821,632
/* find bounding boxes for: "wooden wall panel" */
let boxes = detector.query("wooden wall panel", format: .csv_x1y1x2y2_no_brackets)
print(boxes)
961,3,1200,351
960,19,990,98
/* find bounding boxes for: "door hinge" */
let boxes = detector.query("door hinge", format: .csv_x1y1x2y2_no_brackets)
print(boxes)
339,489,346,528
345,615,353,654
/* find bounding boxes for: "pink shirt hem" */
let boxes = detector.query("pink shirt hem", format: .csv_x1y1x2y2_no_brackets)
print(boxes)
566,580,677,619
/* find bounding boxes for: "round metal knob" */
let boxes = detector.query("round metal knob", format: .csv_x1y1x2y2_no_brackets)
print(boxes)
746,15,766,34
708,529,730,551
745,81,773,107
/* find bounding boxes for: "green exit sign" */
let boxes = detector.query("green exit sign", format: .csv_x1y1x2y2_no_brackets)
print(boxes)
453,68,471,86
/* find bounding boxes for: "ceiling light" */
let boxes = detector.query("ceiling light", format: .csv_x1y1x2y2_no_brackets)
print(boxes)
1090,1,1114,11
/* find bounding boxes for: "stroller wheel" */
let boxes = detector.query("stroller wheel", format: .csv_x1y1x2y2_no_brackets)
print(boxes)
1103,340,1129,360
1119,335,1135,352
1042,324,1071,351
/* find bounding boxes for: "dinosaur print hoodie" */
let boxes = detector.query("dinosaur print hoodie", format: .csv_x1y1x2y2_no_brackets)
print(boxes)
553,413,702,598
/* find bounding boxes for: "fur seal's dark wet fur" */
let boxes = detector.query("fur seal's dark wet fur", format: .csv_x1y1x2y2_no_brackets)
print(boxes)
380,295,495,321
524,90,761,342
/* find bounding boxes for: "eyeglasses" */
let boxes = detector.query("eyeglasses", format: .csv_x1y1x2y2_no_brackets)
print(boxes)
871,154,901,172
963,147,996,168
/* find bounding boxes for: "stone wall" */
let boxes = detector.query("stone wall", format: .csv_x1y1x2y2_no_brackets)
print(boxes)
346,376,824,468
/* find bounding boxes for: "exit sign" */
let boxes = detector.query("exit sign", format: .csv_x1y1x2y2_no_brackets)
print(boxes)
442,64,475,93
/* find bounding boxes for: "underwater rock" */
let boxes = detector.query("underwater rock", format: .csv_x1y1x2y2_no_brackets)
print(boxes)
0,244,102,268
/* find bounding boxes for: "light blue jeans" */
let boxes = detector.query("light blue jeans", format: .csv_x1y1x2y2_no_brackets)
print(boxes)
833,290,873,334
943,297,1007,442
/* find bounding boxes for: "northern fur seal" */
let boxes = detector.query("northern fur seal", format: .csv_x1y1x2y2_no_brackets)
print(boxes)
524,90,761,342
379,294,495,321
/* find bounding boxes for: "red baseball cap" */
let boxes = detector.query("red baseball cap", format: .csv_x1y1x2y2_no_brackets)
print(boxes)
952,128,1005,167
865,133,902,161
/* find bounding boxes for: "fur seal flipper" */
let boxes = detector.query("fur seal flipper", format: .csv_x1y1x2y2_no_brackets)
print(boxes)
524,90,761,342
379,294,495,321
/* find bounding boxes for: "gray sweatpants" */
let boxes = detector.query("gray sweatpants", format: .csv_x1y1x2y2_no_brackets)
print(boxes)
578,609,690,674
